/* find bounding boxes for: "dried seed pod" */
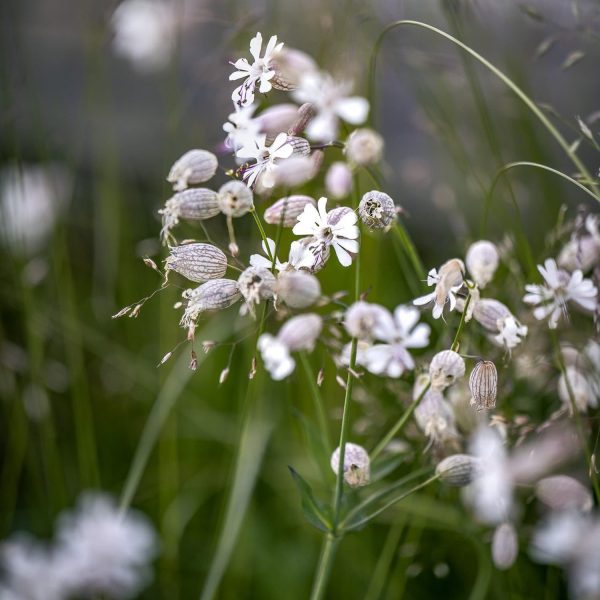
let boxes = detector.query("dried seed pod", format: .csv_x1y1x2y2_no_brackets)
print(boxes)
217,180,254,217
429,350,466,390
346,128,384,165
286,135,311,157
159,188,220,243
278,313,322,351
436,454,481,486
264,195,316,227
491,523,518,570
275,271,321,308
473,298,512,332
535,475,593,512
330,442,370,488
165,243,227,283
358,191,396,230
469,360,498,411
326,161,353,199
466,240,499,288
167,149,218,191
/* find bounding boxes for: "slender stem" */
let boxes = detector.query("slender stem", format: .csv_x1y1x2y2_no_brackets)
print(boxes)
299,352,332,452
551,333,600,503
343,474,440,531
393,220,426,281
369,20,599,197
309,534,340,600
370,381,431,462
249,206,274,263
451,292,471,352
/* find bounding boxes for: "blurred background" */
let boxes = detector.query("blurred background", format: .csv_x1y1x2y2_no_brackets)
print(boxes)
1,0,600,598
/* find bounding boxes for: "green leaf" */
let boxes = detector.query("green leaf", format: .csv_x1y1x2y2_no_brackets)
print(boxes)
288,466,332,533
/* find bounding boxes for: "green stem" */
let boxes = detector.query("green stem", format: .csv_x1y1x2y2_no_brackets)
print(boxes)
370,381,431,462
369,20,599,197
250,207,274,264
309,534,340,600
299,352,331,452
451,292,471,352
393,220,426,281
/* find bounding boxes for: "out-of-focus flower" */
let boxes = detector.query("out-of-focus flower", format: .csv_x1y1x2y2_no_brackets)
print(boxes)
167,149,218,191
229,32,284,107
249,237,287,272
466,240,499,288
362,306,430,378
292,72,369,142
429,350,465,391
236,132,293,188
558,215,600,273
330,443,370,487
492,522,518,570
325,162,353,199
0,163,71,256
223,105,260,152
258,314,322,379
558,366,598,413
268,47,317,91
292,197,359,267
275,271,321,308
414,388,459,447
523,258,597,329
535,476,593,512
111,0,176,72
344,301,394,341
414,259,465,319
531,511,600,600
345,128,384,165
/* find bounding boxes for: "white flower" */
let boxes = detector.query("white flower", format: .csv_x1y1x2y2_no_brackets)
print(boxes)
413,259,465,319
236,132,293,188
229,32,283,107
223,104,261,152
523,258,597,329
111,0,176,72
292,72,369,142
249,237,287,272
292,197,359,267
362,306,430,378
257,334,295,380
494,315,528,349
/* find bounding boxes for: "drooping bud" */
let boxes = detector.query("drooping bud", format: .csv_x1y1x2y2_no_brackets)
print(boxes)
345,128,384,165
217,180,254,217
466,240,499,288
358,191,396,230
429,350,466,390
167,149,218,191
165,243,227,282
264,195,316,227
275,271,321,308
330,442,370,487
278,313,322,351
326,162,353,199
159,188,220,244
535,475,593,512
492,523,518,570
180,279,241,331
287,103,317,137
436,454,481,486
469,360,498,411
237,266,276,316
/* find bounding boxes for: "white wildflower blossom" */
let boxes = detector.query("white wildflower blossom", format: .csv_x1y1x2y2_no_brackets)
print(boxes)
223,104,261,152
413,259,465,319
257,334,295,380
249,237,288,272
494,315,528,350
229,32,284,107
236,132,293,188
523,258,597,329
344,301,394,341
292,72,369,142
292,197,359,267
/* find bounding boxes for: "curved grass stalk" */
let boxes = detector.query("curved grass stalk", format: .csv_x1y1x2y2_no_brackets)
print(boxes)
368,20,599,198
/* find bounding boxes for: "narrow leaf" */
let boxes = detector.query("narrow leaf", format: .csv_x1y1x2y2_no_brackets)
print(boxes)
288,467,332,532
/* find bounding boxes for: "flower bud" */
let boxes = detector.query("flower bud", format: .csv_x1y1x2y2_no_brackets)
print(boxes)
466,240,499,288
159,188,220,243
330,442,370,487
264,195,316,227
275,271,321,308
558,236,600,272
165,243,227,283
237,266,276,315
167,149,218,191
278,313,322,351
344,301,391,340
358,191,396,230
346,128,384,165
326,162,353,199
436,454,481,486
492,523,518,570
473,298,511,332
429,350,466,390
180,278,241,332
535,475,593,512
254,103,298,136
558,366,595,413
287,103,317,137
217,180,254,217
469,360,498,411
